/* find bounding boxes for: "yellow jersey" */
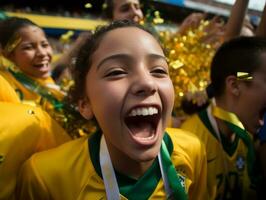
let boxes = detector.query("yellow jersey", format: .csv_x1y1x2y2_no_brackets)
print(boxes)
181,107,256,200
0,102,71,200
0,67,65,106
16,128,207,200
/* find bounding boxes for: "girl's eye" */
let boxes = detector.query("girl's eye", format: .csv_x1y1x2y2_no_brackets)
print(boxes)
151,67,168,76
104,70,127,77
22,45,33,50
42,43,50,48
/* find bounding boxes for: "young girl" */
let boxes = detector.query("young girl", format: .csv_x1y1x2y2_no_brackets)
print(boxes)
16,20,207,200
0,17,65,120
0,18,71,200
181,36,266,199
0,17,86,137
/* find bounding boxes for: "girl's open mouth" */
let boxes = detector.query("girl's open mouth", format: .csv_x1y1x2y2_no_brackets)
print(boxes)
125,106,161,146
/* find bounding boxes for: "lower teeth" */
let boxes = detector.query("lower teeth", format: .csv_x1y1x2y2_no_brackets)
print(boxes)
135,134,154,141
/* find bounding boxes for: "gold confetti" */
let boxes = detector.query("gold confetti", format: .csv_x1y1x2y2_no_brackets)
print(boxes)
159,20,217,114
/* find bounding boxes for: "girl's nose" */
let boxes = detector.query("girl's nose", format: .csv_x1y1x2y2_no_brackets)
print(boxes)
36,46,46,56
131,71,157,97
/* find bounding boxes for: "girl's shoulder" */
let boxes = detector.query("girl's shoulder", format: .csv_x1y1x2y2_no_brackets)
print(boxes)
165,127,206,170
166,127,204,152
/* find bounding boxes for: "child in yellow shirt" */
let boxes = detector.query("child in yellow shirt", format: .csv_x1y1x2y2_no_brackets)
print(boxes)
16,20,207,200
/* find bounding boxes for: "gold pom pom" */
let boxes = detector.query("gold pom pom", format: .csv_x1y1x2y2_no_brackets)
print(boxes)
161,20,216,114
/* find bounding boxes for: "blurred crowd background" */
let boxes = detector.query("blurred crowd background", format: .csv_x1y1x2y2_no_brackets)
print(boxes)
0,0,264,57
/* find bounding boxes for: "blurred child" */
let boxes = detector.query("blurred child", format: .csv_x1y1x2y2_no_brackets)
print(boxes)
52,0,144,82
104,0,144,23
0,17,87,137
0,17,65,115
16,20,207,200
181,36,266,199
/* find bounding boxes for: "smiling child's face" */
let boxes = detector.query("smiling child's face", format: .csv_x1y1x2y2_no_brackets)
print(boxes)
9,25,52,78
80,27,175,164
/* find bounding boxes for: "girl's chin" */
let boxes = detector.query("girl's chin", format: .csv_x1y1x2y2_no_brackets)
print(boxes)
128,138,162,162
131,150,159,163
34,71,51,79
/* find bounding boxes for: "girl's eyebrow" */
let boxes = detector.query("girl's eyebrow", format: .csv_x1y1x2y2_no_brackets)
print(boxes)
19,42,32,46
96,54,130,70
96,53,167,70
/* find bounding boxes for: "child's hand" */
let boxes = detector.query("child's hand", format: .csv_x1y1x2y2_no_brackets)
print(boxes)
178,12,206,35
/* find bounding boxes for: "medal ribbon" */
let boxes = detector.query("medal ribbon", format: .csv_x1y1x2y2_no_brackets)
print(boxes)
99,135,187,200
212,106,257,186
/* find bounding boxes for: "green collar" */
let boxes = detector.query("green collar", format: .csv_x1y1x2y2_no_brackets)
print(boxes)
198,109,239,156
89,130,173,199
8,67,63,110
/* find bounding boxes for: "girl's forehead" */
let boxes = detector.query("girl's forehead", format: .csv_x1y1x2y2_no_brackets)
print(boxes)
17,26,46,41
100,27,156,47
18,25,43,36
94,27,161,55
90,27,164,66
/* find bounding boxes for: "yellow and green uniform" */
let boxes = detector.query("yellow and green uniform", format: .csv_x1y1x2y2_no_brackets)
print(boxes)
0,66,92,138
181,106,257,200
16,128,207,200
0,66,65,110
0,74,20,103
0,102,71,200
0,55,13,71
0,66,76,136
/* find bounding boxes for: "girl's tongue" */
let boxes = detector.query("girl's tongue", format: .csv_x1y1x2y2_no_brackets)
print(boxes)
125,114,160,140
127,119,154,138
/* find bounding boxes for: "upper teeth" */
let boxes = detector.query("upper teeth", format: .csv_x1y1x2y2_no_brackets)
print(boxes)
128,107,158,117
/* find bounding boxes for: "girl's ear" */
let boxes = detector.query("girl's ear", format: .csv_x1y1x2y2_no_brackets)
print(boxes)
78,97,94,120
225,75,240,96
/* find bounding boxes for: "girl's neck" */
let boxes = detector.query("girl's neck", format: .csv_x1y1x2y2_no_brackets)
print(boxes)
114,158,154,180
216,118,236,142
214,99,236,142
107,143,155,179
